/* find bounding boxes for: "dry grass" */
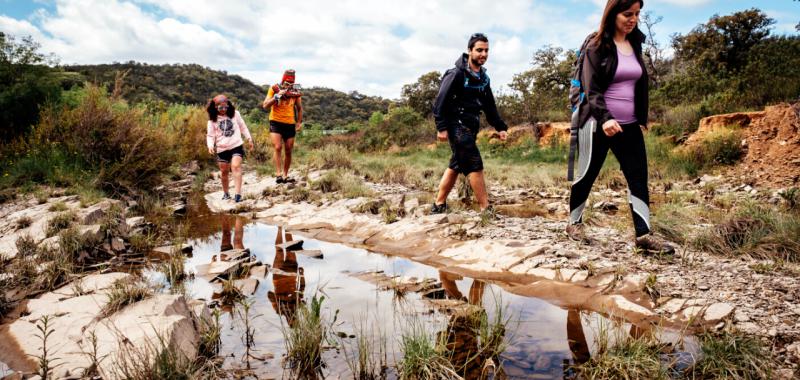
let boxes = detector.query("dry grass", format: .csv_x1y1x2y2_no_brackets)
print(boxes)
102,278,153,317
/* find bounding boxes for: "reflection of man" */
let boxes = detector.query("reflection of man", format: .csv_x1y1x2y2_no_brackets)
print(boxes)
564,309,591,376
219,215,245,254
439,271,487,379
268,227,305,326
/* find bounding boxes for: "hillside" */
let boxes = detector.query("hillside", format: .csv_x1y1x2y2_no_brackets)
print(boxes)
65,62,393,128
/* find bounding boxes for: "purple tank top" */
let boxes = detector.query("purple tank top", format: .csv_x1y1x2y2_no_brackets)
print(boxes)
604,49,642,124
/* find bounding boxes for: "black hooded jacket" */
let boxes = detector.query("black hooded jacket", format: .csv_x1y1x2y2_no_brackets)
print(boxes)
433,53,508,133
577,29,649,129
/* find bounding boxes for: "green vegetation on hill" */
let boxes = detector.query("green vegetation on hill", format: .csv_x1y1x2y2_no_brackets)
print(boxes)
65,63,393,129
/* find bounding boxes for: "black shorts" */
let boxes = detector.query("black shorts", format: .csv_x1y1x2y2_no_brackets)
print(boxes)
216,144,245,163
447,124,483,175
270,120,296,140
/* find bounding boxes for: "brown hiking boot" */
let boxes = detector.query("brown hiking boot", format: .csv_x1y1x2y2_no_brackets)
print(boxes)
635,234,676,255
565,223,593,245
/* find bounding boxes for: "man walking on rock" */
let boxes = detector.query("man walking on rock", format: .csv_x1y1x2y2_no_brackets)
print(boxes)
431,33,508,216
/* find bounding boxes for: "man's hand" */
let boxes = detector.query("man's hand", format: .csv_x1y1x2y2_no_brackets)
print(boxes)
247,140,254,151
437,130,448,142
602,119,623,137
295,122,303,132
208,147,215,155
498,131,508,141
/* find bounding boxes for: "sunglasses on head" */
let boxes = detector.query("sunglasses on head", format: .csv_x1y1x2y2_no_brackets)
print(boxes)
471,33,486,39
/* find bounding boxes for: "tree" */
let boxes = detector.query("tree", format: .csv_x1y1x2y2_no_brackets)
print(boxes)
0,33,62,143
672,8,774,74
401,71,441,117
640,12,668,88
507,46,574,124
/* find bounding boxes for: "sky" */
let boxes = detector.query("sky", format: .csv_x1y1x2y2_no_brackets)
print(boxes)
1,0,798,99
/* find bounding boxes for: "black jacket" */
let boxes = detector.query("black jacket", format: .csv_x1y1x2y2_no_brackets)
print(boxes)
433,53,508,133
577,29,649,129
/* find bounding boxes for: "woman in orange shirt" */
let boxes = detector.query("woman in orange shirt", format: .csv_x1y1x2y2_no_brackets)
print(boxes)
262,69,304,184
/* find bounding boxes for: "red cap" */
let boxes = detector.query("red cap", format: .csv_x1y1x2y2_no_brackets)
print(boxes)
282,69,296,84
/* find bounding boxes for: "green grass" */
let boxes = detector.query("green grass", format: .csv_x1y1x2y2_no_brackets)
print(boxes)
282,294,329,377
102,278,153,317
694,201,800,262
572,324,669,380
692,330,772,379
45,211,77,237
311,169,373,198
398,320,459,380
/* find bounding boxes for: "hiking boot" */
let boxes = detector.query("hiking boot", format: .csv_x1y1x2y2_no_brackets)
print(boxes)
566,223,593,245
276,176,285,184
635,234,676,255
284,176,297,183
221,193,231,201
431,202,448,214
234,194,242,203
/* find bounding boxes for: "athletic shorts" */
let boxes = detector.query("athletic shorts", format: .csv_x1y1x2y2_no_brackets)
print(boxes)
447,124,483,175
270,120,297,140
216,144,245,163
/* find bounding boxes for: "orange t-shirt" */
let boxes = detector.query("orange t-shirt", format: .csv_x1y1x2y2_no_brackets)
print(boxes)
267,86,297,124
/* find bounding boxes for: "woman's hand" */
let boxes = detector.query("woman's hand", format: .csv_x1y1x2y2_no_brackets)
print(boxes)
498,131,508,141
437,130,448,142
247,140,254,151
208,147,215,155
295,122,303,132
602,119,623,137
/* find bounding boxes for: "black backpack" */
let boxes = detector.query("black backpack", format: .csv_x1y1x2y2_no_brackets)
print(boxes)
567,32,597,181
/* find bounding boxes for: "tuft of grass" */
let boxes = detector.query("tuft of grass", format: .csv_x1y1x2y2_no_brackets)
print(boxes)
677,127,744,175
379,203,402,224
15,216,33,230
15,235,39,257
694,202,800,262
692,330,771,379
572,321,668,380
198,308,222,358
340,319,387,380
289,186,315,203
282,294,330,377
398,320,460,380
113,333,203,380
311,170,373,198
217,278,244,305
47,202,68,212
643,273,660,304
313,144,353,169
102,278,153,318
158,251,186,287
46,211,77,237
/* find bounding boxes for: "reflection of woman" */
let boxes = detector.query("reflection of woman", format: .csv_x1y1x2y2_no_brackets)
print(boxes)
219,215,245,253
439,271,487,379
566,0,673,255
206,94,254,203
268,227,305,326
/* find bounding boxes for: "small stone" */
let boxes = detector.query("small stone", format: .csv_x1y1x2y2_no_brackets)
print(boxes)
697,283,710,291
447,214,466,224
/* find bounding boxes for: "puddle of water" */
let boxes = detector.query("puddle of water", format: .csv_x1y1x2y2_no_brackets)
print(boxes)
160,212,692,379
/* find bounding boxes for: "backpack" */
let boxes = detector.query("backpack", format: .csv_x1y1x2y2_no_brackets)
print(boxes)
567,32,597,181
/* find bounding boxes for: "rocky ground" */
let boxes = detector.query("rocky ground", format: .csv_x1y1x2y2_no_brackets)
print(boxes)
203,168,800,377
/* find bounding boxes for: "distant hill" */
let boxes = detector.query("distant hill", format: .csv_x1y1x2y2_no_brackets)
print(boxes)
65,62,393,128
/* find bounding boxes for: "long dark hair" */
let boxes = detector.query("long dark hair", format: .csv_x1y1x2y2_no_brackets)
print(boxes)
206,99,235,122
592,0,645,49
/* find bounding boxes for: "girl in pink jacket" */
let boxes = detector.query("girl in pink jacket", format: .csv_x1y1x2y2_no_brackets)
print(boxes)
206,94,254,203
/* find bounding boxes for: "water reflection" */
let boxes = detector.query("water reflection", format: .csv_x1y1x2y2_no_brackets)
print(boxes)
268,227,306,326
219,215,245,252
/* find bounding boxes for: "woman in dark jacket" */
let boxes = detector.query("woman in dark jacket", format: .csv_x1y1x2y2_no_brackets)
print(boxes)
566,0,674,255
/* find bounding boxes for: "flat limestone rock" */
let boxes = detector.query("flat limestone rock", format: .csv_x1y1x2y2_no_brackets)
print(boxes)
276,239,304,250
234,278,260,295
295,249,323,258
194,259,244,281
249,264,268,279
1,273,204,380
153,243,193,255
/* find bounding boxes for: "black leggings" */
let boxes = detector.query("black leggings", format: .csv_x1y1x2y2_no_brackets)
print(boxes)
568,121,651,237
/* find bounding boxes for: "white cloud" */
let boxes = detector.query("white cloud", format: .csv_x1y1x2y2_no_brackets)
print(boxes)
3,0,600,98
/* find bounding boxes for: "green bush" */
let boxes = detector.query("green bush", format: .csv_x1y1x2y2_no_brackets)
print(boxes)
358,107,433,151
655,103,703,137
